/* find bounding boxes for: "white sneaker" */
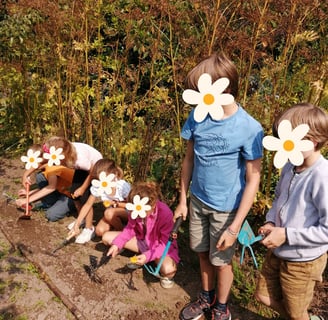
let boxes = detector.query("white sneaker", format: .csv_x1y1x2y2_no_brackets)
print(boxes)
75,227,95,244
160,277,174,289
67,219,85,230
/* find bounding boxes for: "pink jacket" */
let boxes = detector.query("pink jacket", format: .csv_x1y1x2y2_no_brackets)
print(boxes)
112,200,180,264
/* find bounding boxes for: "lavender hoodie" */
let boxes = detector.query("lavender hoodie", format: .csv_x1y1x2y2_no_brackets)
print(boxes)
112,200,180,264
266,156,328,261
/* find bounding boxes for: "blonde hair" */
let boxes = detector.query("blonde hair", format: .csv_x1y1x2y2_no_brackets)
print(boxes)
273,103,328,150
127,181,162,209
185,52,239,98
90,159,124,180
44,136,77,168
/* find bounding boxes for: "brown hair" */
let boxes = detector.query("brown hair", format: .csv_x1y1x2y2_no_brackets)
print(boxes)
273,103,328,150
185,52,239,98
45,136,77,168
127,181,162,209
90,159,124,180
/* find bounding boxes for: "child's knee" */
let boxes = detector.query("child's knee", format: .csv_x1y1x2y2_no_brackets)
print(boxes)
46,212,59,222
95,225,105,237
102,232,112,245
160,261,177,278
46,208,67,222
104,207,115,221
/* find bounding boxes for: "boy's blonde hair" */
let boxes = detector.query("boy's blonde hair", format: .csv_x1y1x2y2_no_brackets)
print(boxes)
127,181,162,209
185,52,239,98
273,103,328,150
44,136,77,168
91,159,123,180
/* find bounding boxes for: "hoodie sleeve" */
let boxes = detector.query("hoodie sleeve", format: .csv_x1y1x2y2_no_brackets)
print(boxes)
112,217,136,249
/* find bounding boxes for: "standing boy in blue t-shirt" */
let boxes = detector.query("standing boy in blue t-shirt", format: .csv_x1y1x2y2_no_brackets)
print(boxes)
175,52,263,320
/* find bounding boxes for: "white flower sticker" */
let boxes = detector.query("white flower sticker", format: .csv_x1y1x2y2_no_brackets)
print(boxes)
43,146,65,166
21,149,43,169
91,172,116,196
262,119,314,168
182,73,235,122
126,195,151,219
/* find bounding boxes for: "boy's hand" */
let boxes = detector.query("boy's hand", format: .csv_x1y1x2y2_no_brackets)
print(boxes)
258,222,275,237
261,227,286,248
72,187,84,199
18,189,27,197
174,203,188,221
216,230,237,251
22,176,32,187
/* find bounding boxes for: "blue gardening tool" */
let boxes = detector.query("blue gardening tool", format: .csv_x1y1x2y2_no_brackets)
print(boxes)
237,219,264,268
144,216,182,279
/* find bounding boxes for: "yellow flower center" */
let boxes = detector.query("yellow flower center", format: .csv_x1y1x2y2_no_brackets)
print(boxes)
283,140,294,151
29,157,35,163
51,154,57,160
136,204,142,211
101,181,108,188
103,200,111,207
203,93,214,105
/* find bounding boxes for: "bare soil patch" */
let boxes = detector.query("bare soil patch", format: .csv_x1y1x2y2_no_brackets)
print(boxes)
0,157,326,319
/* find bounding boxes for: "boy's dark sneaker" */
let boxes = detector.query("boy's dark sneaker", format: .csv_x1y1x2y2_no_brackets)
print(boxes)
179,292,216,320
211,306,231,320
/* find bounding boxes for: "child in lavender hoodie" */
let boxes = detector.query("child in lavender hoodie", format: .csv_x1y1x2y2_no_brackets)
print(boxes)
255,103,328,320
103,181,180,289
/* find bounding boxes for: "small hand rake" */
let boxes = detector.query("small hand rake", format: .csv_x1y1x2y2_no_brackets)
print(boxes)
144,216,182,279
51,233,75,254
237,219,264,269
84,252,111,284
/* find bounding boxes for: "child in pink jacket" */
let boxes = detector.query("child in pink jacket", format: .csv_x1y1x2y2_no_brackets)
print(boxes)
103,181,180,289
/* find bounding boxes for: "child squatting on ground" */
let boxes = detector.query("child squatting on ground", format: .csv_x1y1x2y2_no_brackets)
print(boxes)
68,158,131,244
255,103,328,320
174,52,263,320
103,181,180,289
16,144,89,222
20,136,102,218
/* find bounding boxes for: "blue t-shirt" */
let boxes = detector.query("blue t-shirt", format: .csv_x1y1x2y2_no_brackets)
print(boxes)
181,105,263,211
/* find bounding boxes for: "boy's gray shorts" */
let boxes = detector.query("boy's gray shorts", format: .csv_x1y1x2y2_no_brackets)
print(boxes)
189,194,237,266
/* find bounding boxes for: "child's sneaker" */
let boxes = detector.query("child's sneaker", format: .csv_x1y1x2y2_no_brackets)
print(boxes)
75,227,95,244
179,291,216,320
211,306,231,320
160,277,174,289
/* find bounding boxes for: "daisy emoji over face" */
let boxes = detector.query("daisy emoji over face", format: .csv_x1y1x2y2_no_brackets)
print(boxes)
91,172,116,196
43,146,65,166
182,73,235,123
262,119,314,169
21,149,43,170
126,195,151,219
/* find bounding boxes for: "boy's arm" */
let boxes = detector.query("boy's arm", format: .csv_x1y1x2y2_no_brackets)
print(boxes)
174,140,194,221
16,174,58,206
217,158,261,250
230,158,262,232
